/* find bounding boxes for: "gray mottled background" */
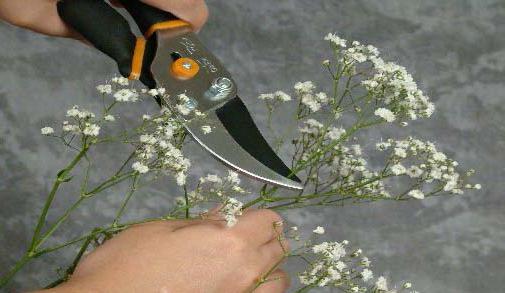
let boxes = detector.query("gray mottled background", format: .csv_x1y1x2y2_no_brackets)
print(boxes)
1,0,504,292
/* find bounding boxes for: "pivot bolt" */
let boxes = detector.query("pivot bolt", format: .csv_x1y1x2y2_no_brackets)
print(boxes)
170,57,199,80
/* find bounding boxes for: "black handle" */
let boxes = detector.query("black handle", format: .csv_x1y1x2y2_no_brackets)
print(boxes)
119,0,181,89
119,0,179,35
57,0,182,89
57,0,136,79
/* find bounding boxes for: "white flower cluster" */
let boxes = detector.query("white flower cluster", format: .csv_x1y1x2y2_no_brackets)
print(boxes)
175,94,193,116
299,235,416,292
377,137,479,198
323,33,434,123
258,90,292,102
294,81,328,112
324,33,347,48
131,110,190,185
97,76,168,103
364,55,435,121
342,40,380,67
188,171,247,203
96,77,141,102
374,108,396,123
330,143,389,198
299,119,324,135
43,77,166,140
184,170,247,226
40,127,54,135
298,119,346,141
220,197,243,227
49,105,103,138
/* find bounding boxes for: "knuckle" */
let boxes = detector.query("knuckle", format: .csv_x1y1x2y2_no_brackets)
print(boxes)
258,209,283,224
182,0,204,10
240,265,262,283
182,0,208,28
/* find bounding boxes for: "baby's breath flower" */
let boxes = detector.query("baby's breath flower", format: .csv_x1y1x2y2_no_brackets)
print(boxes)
361,257,371,267
326,127,346,140
299,119,324,134
83,123,100,137
96,84,112,94
132,161,149,174
114,89,139,102
226,171,240,185
375,276,388,291
258,93,274,100
294,81,328,112
408,189,425,199
258,91,291,102
324,33,347,47
220,197,243,227
66,105,81,117
297,237,414,292
374,108,396,122
295,81,316,93
313,226,325,234
390,164,406,175
175,172,186,186
406,165,423,178
111,76,129,86
361,268,373,282
394,147,407,158
62,121,78,132
200,174,222,184
40,127,54,135
104,114,115,121
274,90,291,102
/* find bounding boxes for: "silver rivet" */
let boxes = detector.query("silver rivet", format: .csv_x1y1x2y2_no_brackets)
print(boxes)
214,77,233,90
182,61,192,70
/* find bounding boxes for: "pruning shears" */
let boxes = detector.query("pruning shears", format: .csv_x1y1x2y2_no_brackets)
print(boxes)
57,0,302,190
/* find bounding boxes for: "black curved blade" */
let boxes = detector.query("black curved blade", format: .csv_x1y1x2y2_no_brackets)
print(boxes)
215,96,301,183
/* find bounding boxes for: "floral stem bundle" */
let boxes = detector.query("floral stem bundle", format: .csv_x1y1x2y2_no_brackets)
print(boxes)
0,33,480,292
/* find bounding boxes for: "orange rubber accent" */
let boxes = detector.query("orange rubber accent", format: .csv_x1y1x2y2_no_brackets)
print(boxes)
144,20,191,38
128,37,147,80
170,57,199,80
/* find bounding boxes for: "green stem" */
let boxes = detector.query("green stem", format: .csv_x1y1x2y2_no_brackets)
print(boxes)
294,284,315,293
30,145,89,251
44,229,97,289
84,171,135,196
34,197,86,251
112,174,140,225
184,185,190,219
0,253,31,288
253,256,286,291
242,196,264,210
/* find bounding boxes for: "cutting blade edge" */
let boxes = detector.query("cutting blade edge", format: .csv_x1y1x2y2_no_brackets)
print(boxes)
185,97,302,190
